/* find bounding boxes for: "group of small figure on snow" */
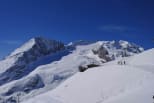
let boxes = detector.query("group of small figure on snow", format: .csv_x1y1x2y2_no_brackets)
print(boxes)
117,60,126,65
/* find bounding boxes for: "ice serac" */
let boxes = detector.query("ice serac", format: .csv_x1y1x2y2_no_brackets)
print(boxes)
0,37,64,86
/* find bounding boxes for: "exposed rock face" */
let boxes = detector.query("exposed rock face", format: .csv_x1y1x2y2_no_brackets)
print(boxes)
92,46,111,62
0,37,64,86
92,40,144,62
79,64,100,72
9,37,64,58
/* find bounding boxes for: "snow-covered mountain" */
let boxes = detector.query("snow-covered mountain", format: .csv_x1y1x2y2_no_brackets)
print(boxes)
23,48,154,103
0,37,144,103
0,37,64,87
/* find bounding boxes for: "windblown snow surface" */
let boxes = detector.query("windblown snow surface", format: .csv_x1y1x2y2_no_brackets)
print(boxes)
23,48,154,103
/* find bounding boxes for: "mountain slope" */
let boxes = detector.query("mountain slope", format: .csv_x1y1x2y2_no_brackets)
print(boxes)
0,37,64,85
0,38,144,102
23,48,154,103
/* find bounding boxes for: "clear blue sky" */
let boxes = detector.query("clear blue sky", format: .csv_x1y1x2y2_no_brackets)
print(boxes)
0,0,154,59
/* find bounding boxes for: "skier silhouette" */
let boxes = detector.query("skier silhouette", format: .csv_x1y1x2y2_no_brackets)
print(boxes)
123,61,126,65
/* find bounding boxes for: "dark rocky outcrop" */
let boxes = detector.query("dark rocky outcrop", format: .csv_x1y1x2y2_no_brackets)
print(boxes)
92,46,111,62
79,64,100,72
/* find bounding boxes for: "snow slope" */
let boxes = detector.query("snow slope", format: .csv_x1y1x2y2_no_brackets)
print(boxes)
129,48,154,65
23,48,154,103
0,37,64,82
0,42,103,101
0,38,144,102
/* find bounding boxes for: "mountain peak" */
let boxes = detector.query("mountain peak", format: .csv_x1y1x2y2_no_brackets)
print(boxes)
0,37,65,86
9,37,64,57
10,38,35,56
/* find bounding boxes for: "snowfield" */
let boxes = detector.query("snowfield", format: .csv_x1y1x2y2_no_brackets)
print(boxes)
23,48,154,103
0,37,148,103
